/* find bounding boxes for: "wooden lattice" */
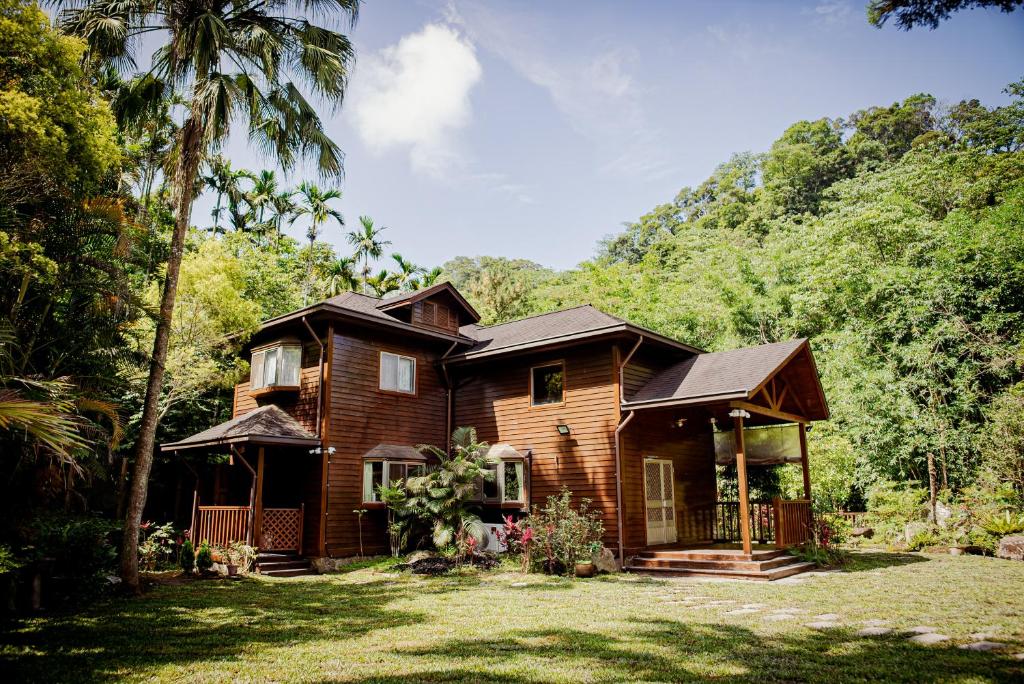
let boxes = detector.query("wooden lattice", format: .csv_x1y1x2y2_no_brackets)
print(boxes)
261,507,302,552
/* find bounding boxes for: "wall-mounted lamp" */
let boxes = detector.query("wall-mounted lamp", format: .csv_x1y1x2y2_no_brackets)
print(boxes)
672,418,687,428
728,409,751,419
556,424,571,436
309,446,336,455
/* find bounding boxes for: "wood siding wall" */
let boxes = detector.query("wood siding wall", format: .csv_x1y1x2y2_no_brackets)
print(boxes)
412,299,459,334
621,347,687,401
453,344,621,548
322,329,448,557
620,409,717,552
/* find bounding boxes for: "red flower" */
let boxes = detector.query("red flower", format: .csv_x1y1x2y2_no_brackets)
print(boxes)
522,528,534,543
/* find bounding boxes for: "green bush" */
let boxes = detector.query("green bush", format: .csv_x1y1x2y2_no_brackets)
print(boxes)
525,487,605,576
907,529,942,551
864,480,928,543
967,529,1000,555
980,510,1024,536
195,541,213,573
180,540,195,574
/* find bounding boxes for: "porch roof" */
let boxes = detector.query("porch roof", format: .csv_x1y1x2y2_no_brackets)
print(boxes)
161,405,320,452
622,338,829,420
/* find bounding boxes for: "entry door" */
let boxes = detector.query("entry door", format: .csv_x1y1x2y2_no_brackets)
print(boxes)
645,459,677,545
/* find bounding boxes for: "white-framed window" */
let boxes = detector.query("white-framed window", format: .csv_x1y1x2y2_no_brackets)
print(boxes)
362,460,426,502
379,351,416,394
478,460,525,504
250,343,302,390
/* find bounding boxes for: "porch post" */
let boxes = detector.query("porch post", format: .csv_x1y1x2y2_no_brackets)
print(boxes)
732,412,752,556
799,423,811,500
254,446,265,548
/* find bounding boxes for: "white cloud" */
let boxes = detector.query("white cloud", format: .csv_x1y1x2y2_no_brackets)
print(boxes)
348,23,482,176
807,1,853,27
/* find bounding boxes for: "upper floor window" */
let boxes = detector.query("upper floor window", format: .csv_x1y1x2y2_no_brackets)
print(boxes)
531,362,564,406
250,342,301,391
379,351,416,394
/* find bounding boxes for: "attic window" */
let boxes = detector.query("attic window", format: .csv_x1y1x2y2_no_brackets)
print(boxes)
250,342,301,391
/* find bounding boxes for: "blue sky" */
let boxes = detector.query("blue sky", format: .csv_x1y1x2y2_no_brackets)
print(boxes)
198,0,1024,270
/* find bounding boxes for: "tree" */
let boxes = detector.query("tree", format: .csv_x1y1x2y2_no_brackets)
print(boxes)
365,269,400,297
325,255,358,296
391,253,423,291
269,188,297,248
411,266,443,291
292,182,344,302
346,216,391,292
201,156,251,235
867,0,1023,30
58,0,358,594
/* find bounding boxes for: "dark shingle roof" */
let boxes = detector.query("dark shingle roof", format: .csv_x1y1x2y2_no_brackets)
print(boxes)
162,405,318,451
627,339,807,405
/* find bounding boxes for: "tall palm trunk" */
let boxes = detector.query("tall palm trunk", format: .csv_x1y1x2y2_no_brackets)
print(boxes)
120,116,204,594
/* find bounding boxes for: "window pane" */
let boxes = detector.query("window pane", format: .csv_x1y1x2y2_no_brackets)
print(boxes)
250,351,265,390
379,353,397,391
398,357,415,393
282,346,301,386
363,461,384,502
264,347,279,386
531,365,563,405
482,463,499,500
387,462,406,486
409,464,426,479
503,461,524,502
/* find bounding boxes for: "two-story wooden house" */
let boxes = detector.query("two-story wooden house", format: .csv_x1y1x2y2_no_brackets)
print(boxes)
164,282,829,579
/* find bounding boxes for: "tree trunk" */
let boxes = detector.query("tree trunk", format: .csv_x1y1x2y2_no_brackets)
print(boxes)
120,116,204,595
927,451,938,524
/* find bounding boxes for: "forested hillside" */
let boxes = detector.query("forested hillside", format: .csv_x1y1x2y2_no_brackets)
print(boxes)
446,87,1024,509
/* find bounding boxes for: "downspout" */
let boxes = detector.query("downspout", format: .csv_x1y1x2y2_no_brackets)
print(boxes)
302,316,324,439
440,341,459,453
614,335,643,567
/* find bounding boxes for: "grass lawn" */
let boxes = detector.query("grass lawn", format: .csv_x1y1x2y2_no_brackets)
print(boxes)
2,552,1023,683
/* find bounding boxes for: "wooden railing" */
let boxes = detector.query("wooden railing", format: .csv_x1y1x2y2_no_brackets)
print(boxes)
833,510,867,527
774,498,814,548
194,506,251,547
261,505,304,553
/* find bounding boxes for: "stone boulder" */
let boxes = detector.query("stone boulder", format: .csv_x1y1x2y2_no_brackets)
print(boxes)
593,547,618,574
904,521,929,545
930,502,953,528
851,527,874,539
406,550,436,564
996,536,1024,562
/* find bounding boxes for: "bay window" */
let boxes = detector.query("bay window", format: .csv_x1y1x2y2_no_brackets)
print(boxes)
362,460,426,502
479,459,525,504
250,342,302,391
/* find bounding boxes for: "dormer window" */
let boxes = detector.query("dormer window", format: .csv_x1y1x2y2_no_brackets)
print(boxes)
250,341,302,392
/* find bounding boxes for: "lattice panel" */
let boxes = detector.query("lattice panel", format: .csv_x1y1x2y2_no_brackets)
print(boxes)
644,462,662,501
261,508,302,551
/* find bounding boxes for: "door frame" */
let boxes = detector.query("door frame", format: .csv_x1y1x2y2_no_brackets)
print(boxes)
644,457,677,546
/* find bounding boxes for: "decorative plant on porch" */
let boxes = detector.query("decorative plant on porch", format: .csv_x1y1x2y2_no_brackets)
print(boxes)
407,427,494,551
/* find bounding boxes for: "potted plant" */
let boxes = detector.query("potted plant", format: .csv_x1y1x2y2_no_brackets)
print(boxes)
575,541,603,578
228,542,257,575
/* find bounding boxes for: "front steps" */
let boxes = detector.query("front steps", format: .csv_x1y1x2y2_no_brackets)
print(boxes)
256,552,317,577
625,547,815,581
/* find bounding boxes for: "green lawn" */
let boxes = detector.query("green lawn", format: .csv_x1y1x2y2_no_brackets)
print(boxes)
2,552,1023,683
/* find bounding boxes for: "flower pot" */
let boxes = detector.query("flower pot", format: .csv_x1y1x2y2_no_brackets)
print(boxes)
226,564,238,577
575,562,595,578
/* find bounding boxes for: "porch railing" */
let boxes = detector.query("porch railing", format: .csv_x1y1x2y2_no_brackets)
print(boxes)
681,498,813,548
774,498,814,548
194,506,251,547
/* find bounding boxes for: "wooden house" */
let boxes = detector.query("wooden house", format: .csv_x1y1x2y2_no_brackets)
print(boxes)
164,282,829,579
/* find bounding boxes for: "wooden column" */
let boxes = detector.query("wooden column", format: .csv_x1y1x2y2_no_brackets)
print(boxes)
799,422,811,500
733,413,752,556
254,446,266,548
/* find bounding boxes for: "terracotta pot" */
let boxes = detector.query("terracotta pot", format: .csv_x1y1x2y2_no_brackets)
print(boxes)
575,562,595,578
226,564,238,576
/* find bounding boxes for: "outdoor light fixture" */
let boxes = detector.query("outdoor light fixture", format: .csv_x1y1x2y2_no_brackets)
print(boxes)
673,418,687,428
556,424,571,436
728,409,751,419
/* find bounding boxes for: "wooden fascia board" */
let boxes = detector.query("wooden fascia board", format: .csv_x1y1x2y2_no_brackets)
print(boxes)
729,400,808,424
377,283,482,323
161,435,321,452
747,340,829,420
256,303,474,347
620,390,750,411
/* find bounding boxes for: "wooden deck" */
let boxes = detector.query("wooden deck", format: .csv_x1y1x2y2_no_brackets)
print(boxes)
625,544,815,581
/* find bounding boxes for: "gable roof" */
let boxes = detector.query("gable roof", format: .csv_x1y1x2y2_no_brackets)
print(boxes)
161,405,319,451
377,282,481,323
453,305,703,360
623,338,829,420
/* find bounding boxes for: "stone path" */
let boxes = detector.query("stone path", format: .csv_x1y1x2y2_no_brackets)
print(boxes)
649,591,1017,656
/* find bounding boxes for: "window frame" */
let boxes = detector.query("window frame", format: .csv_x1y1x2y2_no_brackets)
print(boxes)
378,351,417,395
362,459,425,503
249,341,302,392
476,458,526,505
529,361,566,407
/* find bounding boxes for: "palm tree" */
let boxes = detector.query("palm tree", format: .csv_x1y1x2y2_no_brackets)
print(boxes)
248,170,278,243
201,156,250,234
270,188,297,249
347,216,391,292
58,0,358,594
326,256,358,296
415,266,444,290
292,182,344,302
391,253,423,291
366,269,400,297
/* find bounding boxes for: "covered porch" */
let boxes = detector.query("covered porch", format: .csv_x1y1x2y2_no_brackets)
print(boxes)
618,338,829,572
161,405,323,556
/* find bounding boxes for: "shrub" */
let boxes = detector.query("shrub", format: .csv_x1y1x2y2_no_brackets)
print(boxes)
980,510,1024,536
180,540,195,574
864,480,928,543
794,515,849,567
907,529,942,551
819,513,852,545
195,541,213,573
138,522,179,571
525,488,605,576
226,542,256,573
967,529,1000,555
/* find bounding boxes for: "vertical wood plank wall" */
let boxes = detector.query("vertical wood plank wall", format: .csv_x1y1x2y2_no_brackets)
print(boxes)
453,344,621,549
323,329,448,557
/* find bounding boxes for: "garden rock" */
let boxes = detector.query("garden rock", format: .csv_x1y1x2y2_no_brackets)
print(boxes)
996,536,1024,561
906,626,937,634
856,627,892,637
593,547,618,573
930,501,952,528
406,550,436,564
851,527,874,539
959,641,1006,651
908,632,949,645
904,522,929,544
804,621,842,630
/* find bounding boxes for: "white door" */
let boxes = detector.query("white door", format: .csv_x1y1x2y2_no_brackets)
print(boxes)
645,459,677,545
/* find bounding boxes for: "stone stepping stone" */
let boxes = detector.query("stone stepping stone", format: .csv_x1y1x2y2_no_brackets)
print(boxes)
741,603,767,609
908,632,949,645
959,641,1006,652
856,627,892,637
764,614,797,622
906,626,937,635
805,621,843,630
814,613,842,621
1012,653,1024,661
862,619,889,627
970,631,1000,640
772,607,807,614
725,608,761,615
707,600,736,606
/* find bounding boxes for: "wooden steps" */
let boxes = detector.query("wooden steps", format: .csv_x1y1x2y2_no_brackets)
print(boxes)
625,548,815,581
256,552,317,578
